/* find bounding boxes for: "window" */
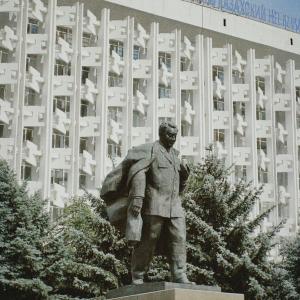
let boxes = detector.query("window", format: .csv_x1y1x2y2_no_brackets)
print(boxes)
108,107,122,122
233,102,246,117
257,138,267,154
159,117,173,124
0,47,9,63
256,105,266,120
133,111,146,127
25,88,37,106
235,166,247,182
108,72,123,87
82,32,94,47
51,169,68,186
0,85,6,99
107,143,121,158
232,70,245,84
27,18,39,34
133,45,142,60
159,52,171,71
54,60,71,76
21,162,32,180
214,129,225,145
110,40,124,57
159,85,171,98
26,54,38,71
296,87,300,102
80,100,89,117
53,96,70,113
213,66,224,84
56,26,72,44
52,129,69,148
82,67,90,84
80,137,88,153
213,97,224,111
256,76,265,92
23,127,34,142
79,172,87,187
0,122,5,137
181,57,190,71
258,166,268,183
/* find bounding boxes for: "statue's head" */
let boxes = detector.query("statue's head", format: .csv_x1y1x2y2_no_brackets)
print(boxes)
159,121,178,149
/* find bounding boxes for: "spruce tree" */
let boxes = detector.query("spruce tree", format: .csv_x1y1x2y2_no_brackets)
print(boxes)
42,193,129,299
0,160,51,299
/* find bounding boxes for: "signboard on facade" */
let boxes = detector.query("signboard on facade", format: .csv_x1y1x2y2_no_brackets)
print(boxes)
184,0,300,33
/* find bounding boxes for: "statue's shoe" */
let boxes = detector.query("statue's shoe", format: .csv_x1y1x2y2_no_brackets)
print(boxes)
132,278,144,285
173,274,195,285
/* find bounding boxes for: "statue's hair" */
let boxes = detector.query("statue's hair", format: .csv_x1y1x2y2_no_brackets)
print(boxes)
159,121,178,137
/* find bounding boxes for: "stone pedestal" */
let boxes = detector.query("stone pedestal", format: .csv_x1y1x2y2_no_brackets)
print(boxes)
106,282,244,300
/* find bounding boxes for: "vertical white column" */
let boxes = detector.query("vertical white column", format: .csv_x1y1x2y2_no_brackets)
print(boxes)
71,3,83,195
40,0,56,204
124,16,134,151
147,22,159,142
194,34,205,159
225,43,233,174
14,0,28,180
246,49,258,185
286,59,299,232
203,37,213,145
97,8,110,184
174,29,181,150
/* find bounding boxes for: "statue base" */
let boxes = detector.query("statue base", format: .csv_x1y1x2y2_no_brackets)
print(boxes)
106,282,244,299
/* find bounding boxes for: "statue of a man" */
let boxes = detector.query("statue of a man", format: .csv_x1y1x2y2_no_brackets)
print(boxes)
101,121,192,285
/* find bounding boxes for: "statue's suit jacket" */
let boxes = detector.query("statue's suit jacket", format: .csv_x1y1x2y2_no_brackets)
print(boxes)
129,141,185,218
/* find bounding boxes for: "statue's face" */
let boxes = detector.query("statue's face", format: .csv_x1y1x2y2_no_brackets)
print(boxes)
160,126,177,149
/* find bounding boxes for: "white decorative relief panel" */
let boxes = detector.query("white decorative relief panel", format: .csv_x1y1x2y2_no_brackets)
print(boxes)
181,136,199,156
108,119,123,144
235,113,247,135
0,25,17,51
109,20,127,40
53,108,71,134
56,6,76,26
80,116,100,137
158,33,176,52
158,98,176,118
260,183,275,203
213,76,226,99
159,62,173,87
110,50,125,75
182,36,195,60
233,147,251,166
180,71,197,90
29,0,47,22
23,106,45,127
81,47,101,67
51,148,72,170
27,34,48,54
84,10,100,36
276,154,293,173
255,59,271,77
0,99,13,124
134,90,149,115
275,62,286,84
212,48,228,66
182,101,195,125
56,37,73,64
133,60,151,78
23,140,42,167
256,86,268,109
0,138,14,160
51,183,69,208
0,0,19,12
232,50,246,73
82,78,98,104
232,84,249,102
53,76,74,96
213,111,230,129
0,63,18,84
135,23,149,49
256,120,272,138
273,93,291,111
26,66,44,93
277,122,288,144
108,87,126,107
80,150,96,176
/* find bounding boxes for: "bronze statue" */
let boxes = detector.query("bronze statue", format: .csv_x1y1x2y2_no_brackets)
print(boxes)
101,121,192,285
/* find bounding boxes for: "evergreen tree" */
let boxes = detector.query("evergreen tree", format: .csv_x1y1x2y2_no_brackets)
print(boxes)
42,193,129,299
149,148,288,299
0,160,51,299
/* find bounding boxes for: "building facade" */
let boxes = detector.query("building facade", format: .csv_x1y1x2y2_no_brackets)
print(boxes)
0,0,300,238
